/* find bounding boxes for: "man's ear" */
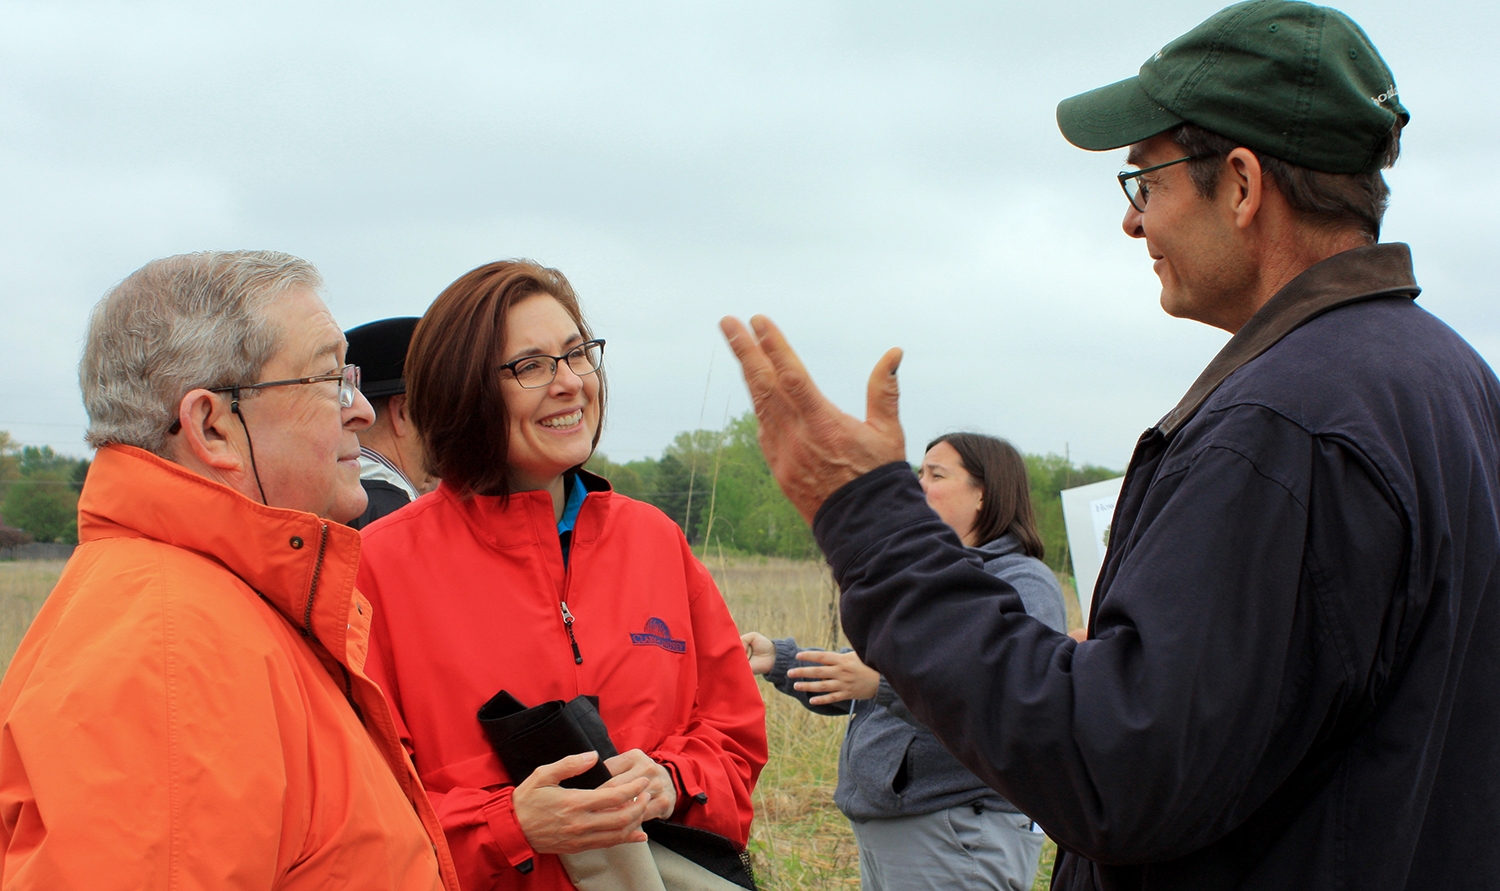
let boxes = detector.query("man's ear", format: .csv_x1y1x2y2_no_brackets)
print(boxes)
389,393,411,437
169,389,244,472
1224,146,1264,230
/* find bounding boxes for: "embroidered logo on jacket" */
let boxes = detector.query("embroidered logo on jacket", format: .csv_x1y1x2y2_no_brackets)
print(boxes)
630,617,686,653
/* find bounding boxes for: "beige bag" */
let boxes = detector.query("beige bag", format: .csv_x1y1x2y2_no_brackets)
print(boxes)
559,841,749,891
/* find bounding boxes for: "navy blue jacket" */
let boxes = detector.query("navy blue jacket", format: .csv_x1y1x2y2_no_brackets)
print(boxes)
816,245,1500,890
765,533,1066,820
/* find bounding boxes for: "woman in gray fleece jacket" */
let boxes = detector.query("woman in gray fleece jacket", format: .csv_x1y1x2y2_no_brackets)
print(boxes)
744,433,1065,891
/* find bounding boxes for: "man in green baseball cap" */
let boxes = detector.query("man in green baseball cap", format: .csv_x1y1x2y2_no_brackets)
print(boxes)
719,1,1500,888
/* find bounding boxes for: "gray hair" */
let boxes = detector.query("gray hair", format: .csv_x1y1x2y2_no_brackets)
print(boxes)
80,251,323,453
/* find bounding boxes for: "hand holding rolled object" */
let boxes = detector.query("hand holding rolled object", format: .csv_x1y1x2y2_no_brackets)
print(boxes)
602,749,677,822
719,314,905,523
788,649,881,705
512,752,652,854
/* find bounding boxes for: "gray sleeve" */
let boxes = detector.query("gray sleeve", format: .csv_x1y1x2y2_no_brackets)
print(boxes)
993,557,1068,634
875,676,928,729
762,637,854,717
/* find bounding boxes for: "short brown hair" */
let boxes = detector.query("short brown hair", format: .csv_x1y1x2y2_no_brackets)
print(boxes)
1173,121,1402,243
406,260,605,498
925,433,1044,559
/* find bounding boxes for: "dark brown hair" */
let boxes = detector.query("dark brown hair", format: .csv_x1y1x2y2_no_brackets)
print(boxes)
406,260,605,498
925,432,1044,559
1173,121,1402,243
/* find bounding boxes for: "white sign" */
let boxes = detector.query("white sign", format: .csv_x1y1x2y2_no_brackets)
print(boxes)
1060,477,1125,621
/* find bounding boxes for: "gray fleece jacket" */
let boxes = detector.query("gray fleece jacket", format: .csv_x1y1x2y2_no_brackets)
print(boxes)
765,533,1066,820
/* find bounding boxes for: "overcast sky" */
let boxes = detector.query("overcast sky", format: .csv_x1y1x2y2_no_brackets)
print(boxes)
2,0,1495,471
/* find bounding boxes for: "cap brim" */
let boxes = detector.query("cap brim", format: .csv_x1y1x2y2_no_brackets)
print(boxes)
360,379,406,399
1057,76,1184,152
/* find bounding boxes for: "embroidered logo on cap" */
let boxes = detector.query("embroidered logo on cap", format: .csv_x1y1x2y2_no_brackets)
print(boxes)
630,617,686,653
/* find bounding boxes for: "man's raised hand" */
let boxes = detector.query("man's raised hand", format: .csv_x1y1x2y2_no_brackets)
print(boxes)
719,314,905,523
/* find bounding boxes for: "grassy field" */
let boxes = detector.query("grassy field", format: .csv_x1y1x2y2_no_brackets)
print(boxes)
0,554,1077,890
0,560,65,670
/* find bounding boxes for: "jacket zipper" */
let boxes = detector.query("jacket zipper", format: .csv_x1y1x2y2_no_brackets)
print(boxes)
302,523,329,640
560,601,583,664
339,664,363,720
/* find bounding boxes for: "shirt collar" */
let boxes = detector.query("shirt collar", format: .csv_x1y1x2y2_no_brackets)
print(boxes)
359,446,419,502
556,472,590,535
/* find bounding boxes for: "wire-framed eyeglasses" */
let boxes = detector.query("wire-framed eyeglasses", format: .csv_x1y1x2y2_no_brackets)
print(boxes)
208,363,363,408
500,339,606,389
1117,155,1208,213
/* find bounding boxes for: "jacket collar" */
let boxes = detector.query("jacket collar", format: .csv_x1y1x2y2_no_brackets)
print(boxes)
78,445,365,661
973,532,1023,559
439,468,614,553
1156,242,1420,438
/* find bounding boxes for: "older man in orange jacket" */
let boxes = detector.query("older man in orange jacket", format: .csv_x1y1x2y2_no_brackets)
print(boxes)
0,251,461,891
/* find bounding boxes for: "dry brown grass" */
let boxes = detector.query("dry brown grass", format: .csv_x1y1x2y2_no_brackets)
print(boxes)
1,554,1069,889
0,560,64,672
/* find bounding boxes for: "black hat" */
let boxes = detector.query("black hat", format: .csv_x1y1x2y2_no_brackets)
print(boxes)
345,317,420,399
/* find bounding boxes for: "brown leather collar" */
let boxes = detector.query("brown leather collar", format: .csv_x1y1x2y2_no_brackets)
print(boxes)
1156,242,1420,437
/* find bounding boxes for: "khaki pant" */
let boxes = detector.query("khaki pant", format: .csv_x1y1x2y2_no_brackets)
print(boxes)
850,806,1045,891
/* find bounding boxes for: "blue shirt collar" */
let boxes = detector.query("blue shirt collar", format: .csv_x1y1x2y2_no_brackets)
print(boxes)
557,474,589,535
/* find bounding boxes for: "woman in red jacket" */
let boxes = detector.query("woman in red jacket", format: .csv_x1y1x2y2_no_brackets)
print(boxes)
356,260,767,891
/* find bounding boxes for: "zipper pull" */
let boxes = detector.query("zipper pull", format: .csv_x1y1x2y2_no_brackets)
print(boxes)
560,601,583,665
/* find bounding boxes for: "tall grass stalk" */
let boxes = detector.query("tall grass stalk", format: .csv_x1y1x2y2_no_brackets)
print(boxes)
682,353,717,537
697,399,733,557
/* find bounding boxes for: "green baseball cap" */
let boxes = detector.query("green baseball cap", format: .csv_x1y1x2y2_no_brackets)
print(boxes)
1056,0,1408,174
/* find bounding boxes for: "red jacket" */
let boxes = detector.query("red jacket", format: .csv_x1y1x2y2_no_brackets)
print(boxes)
0,445,461,891
357,476,766,891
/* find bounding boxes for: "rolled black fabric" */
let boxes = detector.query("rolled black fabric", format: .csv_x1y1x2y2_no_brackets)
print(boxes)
479,690,757,888
477,690,618,790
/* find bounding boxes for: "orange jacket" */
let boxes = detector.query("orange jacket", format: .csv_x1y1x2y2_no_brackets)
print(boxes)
0,445,461,891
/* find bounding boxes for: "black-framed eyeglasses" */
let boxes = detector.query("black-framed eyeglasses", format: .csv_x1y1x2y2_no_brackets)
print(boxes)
1118,155,1208,213
500,339,605,389
208,363,362,408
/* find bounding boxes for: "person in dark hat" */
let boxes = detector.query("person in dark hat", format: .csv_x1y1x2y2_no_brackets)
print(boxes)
345,317,435,529
718,2,1500,888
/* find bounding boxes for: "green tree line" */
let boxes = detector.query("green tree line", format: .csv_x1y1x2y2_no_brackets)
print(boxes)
587,412,1120,575
0,432,91,546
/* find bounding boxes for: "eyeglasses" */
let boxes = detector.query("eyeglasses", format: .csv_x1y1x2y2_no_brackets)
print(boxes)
1117,155,1207,213
209,363,362,408
500,339,605,389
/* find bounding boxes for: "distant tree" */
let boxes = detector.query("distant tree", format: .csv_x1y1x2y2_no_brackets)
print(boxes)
18,445,73,478
2,481,77,543
691,413,816,559
650,452,708,543
1024,452,1122,575
70,458,91,493
1,443,87,544
0,431,18,505
588,421,1116,567
587,415,814,558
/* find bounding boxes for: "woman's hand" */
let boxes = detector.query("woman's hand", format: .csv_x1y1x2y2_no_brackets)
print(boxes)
787,649,880,705
512,752,651,854
740,632,776,676
602,749,677,822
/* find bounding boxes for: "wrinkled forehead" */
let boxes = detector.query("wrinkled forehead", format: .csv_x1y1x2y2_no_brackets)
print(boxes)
267,286,348,371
